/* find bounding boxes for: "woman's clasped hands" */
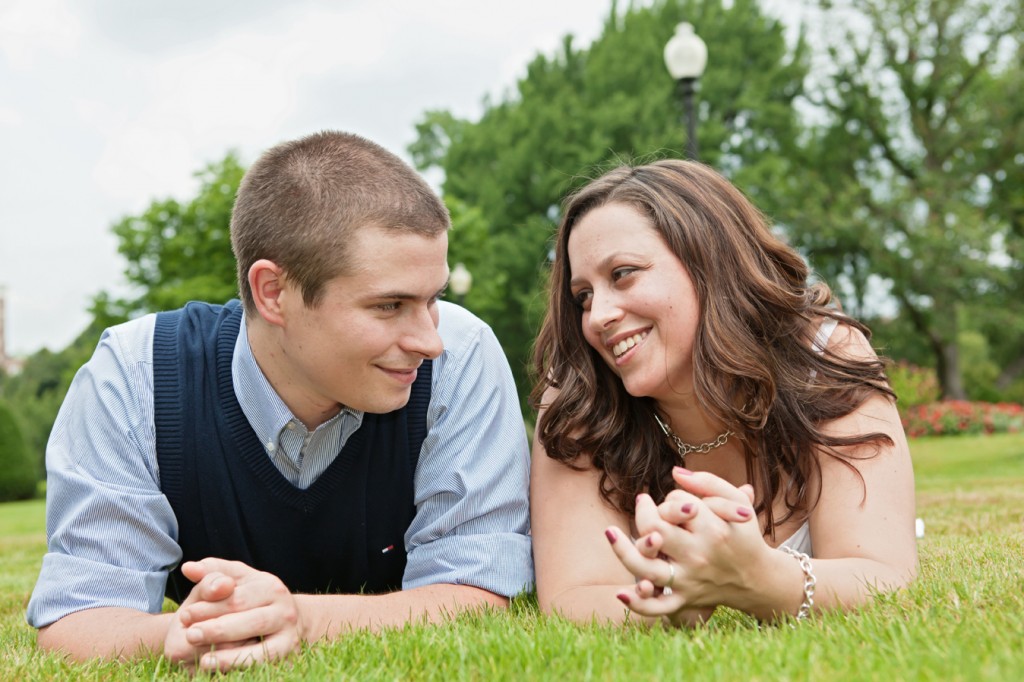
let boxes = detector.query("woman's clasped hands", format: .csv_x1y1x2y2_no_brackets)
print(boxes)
605,467,770,625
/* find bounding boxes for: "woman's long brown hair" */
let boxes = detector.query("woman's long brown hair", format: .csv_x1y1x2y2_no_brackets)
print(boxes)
531,160,894,535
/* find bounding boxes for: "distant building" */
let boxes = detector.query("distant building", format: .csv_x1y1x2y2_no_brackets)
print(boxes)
0,286,25,376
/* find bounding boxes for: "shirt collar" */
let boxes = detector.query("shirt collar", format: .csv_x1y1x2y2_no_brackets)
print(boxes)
231,314,361,452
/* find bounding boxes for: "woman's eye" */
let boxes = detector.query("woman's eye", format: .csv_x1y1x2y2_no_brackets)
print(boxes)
612,267,636,282
573,290,593,310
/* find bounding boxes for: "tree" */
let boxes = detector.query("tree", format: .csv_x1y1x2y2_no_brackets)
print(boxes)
412,0,809,407
785,0,1024,399
0,318,109,474
105,153,245,319
0,400,36,501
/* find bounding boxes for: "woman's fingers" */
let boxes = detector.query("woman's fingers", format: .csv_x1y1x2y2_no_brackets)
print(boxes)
657,490,702,526
636,531,664,559
672,467,749,503
701,496,755,523
606,526,675,587
616,588,687,617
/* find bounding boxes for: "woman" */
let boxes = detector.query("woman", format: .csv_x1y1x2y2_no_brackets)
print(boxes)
530,160,917,625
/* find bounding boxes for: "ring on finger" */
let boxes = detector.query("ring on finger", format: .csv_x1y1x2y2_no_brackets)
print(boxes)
663,561,675,596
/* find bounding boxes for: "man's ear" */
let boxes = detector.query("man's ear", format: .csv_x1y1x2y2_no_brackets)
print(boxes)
248,259,288,327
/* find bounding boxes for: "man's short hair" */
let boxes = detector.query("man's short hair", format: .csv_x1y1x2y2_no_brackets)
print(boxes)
230,130,450,313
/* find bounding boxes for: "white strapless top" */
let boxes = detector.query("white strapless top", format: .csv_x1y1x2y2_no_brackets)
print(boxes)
778,318,836,557
778,520,812,556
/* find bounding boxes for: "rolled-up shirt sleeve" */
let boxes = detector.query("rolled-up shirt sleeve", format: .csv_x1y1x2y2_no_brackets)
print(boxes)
403,303,533,597
26,318,181,627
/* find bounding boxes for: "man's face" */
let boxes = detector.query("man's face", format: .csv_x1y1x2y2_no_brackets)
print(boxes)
270,226,449,424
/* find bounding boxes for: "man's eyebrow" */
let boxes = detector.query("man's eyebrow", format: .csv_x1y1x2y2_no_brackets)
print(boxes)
364,285,449,301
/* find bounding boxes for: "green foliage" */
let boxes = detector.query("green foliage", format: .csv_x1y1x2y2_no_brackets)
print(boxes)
105,153,245,319
0,401,36,502
4,435,1024,679
414,0,809,407
887,360,941,413
0,315,112,475
958,330,1002,401
785,0,1024,399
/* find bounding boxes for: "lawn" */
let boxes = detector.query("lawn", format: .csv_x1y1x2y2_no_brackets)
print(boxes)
2,434,1022,681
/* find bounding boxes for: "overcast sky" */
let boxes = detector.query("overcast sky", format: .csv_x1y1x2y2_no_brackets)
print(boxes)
1,0,617,356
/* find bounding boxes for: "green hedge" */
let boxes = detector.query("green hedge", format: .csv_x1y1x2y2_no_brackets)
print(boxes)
0,400,37,502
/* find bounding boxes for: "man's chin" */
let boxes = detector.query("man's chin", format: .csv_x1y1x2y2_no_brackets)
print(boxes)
357,390,413,415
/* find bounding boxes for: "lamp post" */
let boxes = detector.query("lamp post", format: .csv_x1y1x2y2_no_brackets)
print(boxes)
663,22,708,160
449,262,473,306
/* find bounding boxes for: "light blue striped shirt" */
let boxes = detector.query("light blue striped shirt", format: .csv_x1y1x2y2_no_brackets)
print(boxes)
27,301,533,627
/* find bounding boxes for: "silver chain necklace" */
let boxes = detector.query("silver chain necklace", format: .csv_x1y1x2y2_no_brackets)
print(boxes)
653,413,733,463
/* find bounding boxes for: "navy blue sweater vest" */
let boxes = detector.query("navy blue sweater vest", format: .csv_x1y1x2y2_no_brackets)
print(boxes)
153,301,431,602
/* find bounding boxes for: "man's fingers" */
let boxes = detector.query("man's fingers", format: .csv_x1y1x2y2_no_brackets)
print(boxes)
177,571,237,618
186,557,257,580
198,632,301,672
179,581,256,626
184,604,297,648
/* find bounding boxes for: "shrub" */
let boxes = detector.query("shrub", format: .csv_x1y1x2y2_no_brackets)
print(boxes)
0,400,37,502
888,361,941,415
901,401,1024,438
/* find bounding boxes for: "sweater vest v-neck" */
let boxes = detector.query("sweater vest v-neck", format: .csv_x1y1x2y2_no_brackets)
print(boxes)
152,301,431,602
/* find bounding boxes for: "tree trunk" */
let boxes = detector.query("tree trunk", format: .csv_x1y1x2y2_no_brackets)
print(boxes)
996,354,1024,391
938,339,967,400
898,293,968,400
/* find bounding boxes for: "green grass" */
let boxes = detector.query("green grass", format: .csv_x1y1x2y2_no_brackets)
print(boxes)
2,433,1023,680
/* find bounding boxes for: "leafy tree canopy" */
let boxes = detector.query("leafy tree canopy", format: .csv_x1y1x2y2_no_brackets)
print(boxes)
785,0,1024,398
413,0,810,407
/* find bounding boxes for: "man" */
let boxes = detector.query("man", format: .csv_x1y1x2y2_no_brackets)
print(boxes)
26,131,533,671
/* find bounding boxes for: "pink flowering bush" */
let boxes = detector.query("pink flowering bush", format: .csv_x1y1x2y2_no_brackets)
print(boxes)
901,401,1024,438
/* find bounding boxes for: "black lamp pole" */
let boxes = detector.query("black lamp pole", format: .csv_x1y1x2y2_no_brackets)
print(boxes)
664,23,707,161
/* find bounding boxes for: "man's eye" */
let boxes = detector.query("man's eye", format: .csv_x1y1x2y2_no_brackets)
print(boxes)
376,302,401,312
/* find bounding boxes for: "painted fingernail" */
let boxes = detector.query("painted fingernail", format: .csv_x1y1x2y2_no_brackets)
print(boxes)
605,529,617,544
645,536,654,547
673,466,693,476
737,507,752,519
681,503,694,514
616,593,631,605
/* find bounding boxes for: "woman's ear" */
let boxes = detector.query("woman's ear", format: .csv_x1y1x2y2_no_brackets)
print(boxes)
248,259,288,327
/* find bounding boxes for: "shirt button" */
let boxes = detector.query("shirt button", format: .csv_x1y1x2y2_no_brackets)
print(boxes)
286,423,296,431
266,442,276,452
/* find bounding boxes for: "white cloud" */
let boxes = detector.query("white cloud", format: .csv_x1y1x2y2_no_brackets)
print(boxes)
0,0,82,68
0,105,23,126
2,0,610,355
89,4,398,206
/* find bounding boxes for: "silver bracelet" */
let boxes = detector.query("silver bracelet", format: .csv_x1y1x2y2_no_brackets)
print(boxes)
780,546,816,621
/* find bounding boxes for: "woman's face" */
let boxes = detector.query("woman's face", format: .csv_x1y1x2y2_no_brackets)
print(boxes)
567,201,701,405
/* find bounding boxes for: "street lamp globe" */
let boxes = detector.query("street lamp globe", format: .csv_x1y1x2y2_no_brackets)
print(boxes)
663,22,708,160
449,262,473,303
663,22,707,80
